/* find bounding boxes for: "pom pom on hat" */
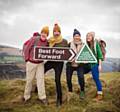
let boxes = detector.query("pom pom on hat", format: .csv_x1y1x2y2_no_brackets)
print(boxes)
53,23,61,33
73,29,81,37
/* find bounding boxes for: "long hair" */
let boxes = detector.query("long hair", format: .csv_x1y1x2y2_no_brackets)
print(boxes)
86,33,94,49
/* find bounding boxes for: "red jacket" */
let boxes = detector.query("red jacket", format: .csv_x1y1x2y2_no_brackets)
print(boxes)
24,33,48,64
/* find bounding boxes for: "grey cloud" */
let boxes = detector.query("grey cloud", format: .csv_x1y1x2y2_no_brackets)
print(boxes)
0,0,120,58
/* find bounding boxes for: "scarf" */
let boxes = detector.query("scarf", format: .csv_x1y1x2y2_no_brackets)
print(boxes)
48,35,63,47
70,40,83,67
70,40,83,53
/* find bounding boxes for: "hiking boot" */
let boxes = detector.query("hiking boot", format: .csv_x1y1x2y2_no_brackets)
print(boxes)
37,99,48,106
80,91,85,100
93,93,103,101
22,97,31,103
67,92,73,102
96,94,103,101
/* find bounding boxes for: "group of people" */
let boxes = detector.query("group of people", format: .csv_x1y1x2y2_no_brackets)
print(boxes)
23,23,104,107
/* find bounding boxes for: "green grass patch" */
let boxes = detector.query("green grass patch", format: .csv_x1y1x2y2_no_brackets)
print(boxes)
0,72,120,112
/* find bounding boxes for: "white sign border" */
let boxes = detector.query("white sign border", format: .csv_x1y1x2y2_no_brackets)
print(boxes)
75,44,97,63
33,46,76,62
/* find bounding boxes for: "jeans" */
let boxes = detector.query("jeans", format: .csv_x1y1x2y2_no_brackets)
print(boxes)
91,64,102,91
66,65,85,92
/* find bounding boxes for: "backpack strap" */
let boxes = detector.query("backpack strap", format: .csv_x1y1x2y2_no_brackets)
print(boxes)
33,36,41,47
94,39,98,56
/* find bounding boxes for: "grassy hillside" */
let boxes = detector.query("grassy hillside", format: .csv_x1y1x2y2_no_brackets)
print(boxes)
0,72,120,112
0,45,22,56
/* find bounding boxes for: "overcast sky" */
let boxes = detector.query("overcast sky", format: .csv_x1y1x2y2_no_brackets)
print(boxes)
0,0,120,58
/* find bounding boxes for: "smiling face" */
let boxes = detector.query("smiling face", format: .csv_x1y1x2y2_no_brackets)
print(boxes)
73,34,81,42
40,32,48,41
86,33,93,42
53,31,61,37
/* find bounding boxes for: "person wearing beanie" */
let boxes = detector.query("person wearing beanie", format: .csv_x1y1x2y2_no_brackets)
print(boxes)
23,26,49,105
73,29,81,37
53,23,61,33
66,29,85,100
41,26,49,36
44,23,68,107
86,32,103,101
48,23,64,47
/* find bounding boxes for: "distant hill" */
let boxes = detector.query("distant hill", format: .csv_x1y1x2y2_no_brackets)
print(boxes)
102,58,120,72
0,45,23,63
0,45,22,56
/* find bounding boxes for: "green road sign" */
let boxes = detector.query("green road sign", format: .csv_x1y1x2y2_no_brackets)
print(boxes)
75,44,97,63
